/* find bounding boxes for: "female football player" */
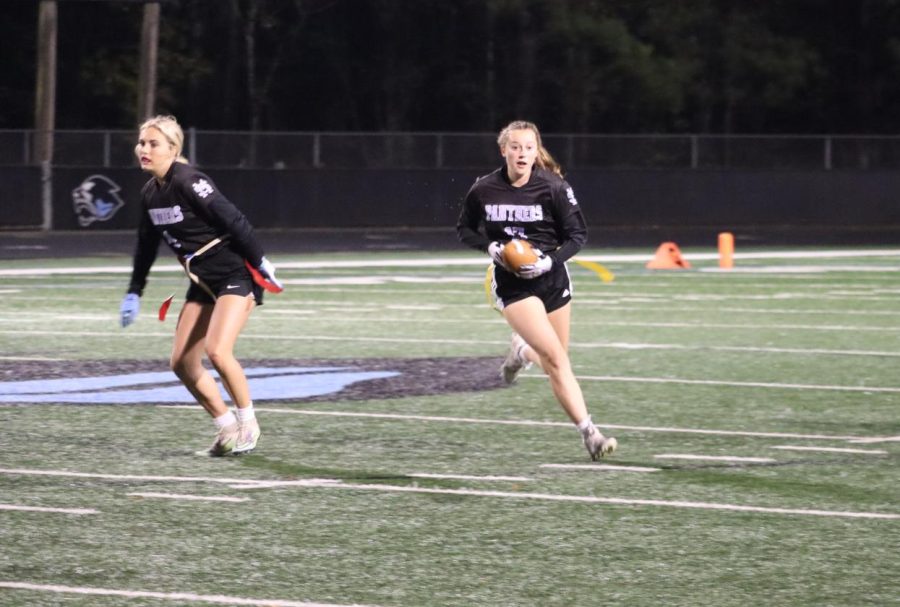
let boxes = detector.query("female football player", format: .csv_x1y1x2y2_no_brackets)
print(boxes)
456,120,617,460
120,114,282,456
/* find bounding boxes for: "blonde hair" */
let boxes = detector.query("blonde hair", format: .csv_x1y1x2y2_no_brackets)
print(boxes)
497,120,563,177
134,114,190,164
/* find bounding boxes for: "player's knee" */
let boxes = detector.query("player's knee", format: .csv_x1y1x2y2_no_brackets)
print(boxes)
539,348,569,375
204,344,233,369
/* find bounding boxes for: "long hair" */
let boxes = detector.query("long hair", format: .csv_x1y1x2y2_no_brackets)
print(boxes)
134,115,190,164
497,120,563,177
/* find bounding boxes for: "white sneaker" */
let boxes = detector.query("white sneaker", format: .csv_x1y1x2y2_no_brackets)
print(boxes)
582,426,617,461
233,418,260,454
500,333,532,384
207,422,240,457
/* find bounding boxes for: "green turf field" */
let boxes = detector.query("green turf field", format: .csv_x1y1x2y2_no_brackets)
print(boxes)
1,246,898,606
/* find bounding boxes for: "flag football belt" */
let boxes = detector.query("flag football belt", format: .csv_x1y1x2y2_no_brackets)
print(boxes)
180,237,222,301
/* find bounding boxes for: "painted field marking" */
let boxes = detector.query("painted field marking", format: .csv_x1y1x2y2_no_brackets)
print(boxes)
0,504,98,515
0,468,255,485
0,582,380,607
127,492,251,503
540,463,661,473
847,436,900,444
3,468,896,520
770,445,888,455
1,328,897,364
250,480,900,521
187,407,877,443
406,473,533,482
551,374,900,394
1,248,899,278
654,454,777,463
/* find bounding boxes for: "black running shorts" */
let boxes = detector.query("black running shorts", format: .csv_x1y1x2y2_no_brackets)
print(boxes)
184,248,264,305
491,262,572,313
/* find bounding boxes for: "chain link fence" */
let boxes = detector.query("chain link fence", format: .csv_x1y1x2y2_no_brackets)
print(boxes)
3,129,900,170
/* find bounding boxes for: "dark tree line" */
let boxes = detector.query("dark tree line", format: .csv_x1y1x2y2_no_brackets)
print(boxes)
5,0,900,133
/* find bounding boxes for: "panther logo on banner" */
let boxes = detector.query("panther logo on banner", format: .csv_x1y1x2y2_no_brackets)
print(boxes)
72,174,126,227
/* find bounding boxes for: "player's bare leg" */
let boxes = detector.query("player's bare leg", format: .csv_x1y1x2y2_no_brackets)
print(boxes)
205,294,259,453
502,297,616,459
171,301,240,455
171,302,228,417
205,294,254,406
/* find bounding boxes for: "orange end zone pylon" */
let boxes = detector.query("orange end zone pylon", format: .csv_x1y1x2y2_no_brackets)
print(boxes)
646,242,691,269
718,232,734,269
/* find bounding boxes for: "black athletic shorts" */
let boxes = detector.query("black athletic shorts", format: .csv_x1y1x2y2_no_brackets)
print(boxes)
491,261,572,313
184,247,264,306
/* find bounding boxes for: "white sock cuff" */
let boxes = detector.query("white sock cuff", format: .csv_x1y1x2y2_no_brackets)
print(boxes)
576,416,593,433
214,410,238,429
236,403,256,422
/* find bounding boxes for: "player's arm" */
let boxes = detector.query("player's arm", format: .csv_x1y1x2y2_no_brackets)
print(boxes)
547,180,587,264
182,171,265,266
183,172,282,290
127,212,161,296
121,212,160,327
456,187,491,252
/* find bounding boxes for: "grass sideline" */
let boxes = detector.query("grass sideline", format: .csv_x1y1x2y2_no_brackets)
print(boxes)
1,247,899,607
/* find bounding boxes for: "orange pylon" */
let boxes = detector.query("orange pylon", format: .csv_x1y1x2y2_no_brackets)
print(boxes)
718,232,734,269
646,242,691,269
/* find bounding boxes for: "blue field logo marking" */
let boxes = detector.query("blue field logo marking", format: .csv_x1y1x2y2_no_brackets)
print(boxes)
0,366,399,404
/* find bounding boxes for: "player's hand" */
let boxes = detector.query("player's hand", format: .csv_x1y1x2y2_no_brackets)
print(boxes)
120,293,140,327
488,241,511,271
517,250,553,279
257,256,284,290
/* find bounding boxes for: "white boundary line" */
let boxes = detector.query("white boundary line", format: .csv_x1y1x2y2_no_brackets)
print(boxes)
0,582,379,607
1,248,900,277
0,503,98,515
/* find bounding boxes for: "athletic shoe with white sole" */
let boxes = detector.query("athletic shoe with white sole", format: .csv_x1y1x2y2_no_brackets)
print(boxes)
207,422,240,457
582,425,617,461
233,418,260,454
500,333,532,384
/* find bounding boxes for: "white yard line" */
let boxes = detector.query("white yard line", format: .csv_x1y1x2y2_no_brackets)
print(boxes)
255,480,900,520
0,504,98,515
127,492,251,503
2,467,895,521
540,464,661,473
0,582,379,607
554,374,900,393
654,454,777,463
2,329,899,363
847,436,900,444
0,468,255,485
770,445,888,455
162,406,877,442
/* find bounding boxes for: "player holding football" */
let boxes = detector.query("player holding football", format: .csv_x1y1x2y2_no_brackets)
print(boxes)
456,120,617,460
119,115,283,456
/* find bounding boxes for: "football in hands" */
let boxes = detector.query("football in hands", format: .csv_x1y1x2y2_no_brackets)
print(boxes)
502,239,539,273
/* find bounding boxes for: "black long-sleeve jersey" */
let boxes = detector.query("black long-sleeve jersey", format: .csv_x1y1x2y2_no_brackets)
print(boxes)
127,161,264,296
456,166,587,264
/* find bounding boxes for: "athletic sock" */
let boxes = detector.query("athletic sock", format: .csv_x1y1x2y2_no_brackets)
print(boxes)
235,402,256,423
214,410,238,429
576,415,594,437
